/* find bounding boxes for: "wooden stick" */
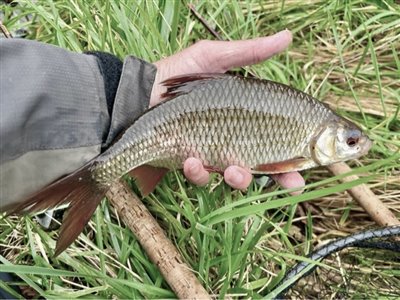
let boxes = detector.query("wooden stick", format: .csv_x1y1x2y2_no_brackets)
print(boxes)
106,181,211,300
327,162,400,226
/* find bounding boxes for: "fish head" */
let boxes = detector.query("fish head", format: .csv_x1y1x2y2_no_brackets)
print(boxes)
312,118,372,165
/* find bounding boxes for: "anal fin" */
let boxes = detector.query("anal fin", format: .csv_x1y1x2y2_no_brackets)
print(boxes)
129,165,168,196
203,165,224,175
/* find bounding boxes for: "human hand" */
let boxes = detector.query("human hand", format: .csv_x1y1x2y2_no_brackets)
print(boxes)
150,30,305,193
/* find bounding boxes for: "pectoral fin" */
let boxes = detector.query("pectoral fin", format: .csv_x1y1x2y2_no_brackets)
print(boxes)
253,157,312,174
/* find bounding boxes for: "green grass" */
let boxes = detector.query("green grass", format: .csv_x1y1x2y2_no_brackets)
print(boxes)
1,0,400,298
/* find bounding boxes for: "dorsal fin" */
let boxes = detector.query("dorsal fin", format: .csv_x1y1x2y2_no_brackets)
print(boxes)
161,73,231,100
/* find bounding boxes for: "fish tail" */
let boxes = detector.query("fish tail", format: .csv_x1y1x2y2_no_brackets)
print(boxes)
5,163,107,256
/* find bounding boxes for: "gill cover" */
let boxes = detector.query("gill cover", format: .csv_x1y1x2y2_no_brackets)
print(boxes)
311,119,372,165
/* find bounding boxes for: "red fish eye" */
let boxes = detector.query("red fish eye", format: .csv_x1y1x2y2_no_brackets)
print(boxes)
346,137,359,147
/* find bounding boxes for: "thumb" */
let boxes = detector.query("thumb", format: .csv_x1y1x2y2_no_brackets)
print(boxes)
197,29,292,72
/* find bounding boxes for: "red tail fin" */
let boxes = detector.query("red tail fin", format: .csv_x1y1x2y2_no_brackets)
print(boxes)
5,164,107,256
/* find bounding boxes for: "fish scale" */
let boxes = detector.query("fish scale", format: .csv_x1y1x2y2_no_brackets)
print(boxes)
92,74,336,184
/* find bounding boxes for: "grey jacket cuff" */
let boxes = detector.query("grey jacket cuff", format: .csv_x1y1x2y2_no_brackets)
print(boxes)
105,56,157,146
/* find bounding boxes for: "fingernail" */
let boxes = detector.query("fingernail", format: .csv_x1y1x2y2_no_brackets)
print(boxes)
189,163,200,174
275,29,292,40
275,29,286,35
227,167,244,186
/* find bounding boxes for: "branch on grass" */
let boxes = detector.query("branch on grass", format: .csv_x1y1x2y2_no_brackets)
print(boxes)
0,20,13,38
188,4,222,41
106,181,211,300
328,162,400,226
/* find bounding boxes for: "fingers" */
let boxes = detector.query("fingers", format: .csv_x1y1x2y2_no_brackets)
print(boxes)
192,29,293,72
183,157,305,195
183,158,253,190
271,172,305,195
224,166,253,190
183,158,209,186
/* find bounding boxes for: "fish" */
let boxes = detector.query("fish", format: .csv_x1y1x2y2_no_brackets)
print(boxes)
5,73,372,255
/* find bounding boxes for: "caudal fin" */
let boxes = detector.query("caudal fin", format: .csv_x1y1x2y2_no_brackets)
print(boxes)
5,163,107,256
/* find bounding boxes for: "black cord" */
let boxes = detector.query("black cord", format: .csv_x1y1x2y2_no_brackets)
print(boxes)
273,225,400,299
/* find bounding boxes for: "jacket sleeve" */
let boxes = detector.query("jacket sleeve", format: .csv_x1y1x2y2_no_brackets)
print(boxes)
0,39,156,210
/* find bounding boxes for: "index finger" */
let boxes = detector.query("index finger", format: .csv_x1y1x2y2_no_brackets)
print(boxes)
196,29,293,72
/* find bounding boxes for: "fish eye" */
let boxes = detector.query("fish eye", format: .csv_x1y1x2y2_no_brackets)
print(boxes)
346,137,359,147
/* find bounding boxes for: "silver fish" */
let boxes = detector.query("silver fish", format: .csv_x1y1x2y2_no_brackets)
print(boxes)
7,73,372,255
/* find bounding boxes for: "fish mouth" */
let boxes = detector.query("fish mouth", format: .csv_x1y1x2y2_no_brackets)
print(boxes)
361,137,373,155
